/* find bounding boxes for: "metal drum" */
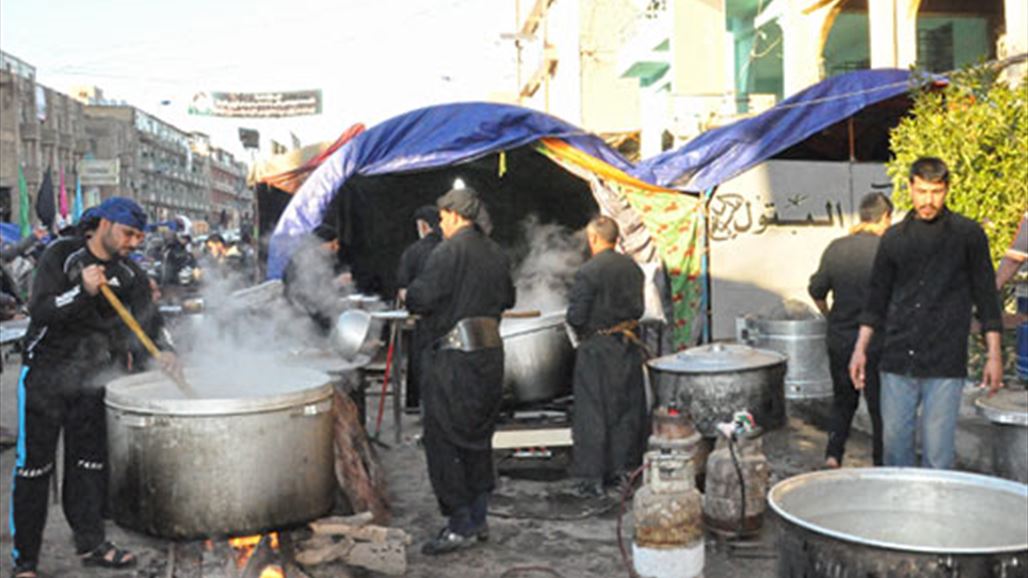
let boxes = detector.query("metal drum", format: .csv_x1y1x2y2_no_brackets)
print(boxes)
737,316,831,400
647,343,787,437
105,367,336,539
770,468,1028,577
976,388,1028,483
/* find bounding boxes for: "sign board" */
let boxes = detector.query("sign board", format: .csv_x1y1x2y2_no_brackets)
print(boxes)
238,128,260,150
189,90,322,118
78,159,120,187
707,160,891,339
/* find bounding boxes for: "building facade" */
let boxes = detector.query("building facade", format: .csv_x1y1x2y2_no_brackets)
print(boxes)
1,51,89,227
207,145,251,230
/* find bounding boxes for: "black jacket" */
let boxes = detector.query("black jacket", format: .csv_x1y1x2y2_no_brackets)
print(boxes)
859,208,1001,377
808,232,882,354
24,238,165,374
406,226,515,343
567,248,644,336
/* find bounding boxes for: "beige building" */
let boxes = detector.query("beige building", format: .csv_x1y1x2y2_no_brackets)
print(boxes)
614,0,1027,156
1,51,89,227
510,0,642,152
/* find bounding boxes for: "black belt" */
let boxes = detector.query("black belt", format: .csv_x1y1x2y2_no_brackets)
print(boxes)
437,317,502,352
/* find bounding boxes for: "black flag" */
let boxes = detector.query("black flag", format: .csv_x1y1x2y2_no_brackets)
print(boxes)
36,166,55,229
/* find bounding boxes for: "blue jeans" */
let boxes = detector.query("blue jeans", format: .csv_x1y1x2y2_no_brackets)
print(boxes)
880,372,964,469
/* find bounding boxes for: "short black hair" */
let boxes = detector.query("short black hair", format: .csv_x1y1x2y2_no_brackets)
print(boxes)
909,157,949,184
588,215,619,244
858,192,893,223
312,224,337,242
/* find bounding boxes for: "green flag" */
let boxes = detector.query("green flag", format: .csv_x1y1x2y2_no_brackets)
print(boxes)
18,164,31,237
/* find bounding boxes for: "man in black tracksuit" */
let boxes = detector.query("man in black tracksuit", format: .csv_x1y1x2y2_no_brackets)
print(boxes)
406,187,514,556
10,197,171,577
396,205,442,412
566,215,646,498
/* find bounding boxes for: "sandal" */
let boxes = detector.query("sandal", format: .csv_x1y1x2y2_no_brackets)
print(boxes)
80,541,136,568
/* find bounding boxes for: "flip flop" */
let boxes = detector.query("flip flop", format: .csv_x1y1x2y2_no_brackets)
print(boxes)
80,541,136,568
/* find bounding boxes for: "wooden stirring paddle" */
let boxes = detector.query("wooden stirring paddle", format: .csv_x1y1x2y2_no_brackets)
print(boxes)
99,284,197,398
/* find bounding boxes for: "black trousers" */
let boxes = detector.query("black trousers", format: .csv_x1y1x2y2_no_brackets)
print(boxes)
571,335,647,482
11,366,108,568
825,345,883,465
421,348,503,522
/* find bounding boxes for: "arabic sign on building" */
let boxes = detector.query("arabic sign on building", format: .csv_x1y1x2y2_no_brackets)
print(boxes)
188,90,322,118
78,159,120,186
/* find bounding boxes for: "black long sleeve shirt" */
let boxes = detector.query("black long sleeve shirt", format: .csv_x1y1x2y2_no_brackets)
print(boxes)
858,207,1002,378
567,248,644,335
405,226,516,343
23,238,165,374
808,232,882,354
396,230,441,288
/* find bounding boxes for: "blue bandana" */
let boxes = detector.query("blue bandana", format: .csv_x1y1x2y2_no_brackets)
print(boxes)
93,197,147,231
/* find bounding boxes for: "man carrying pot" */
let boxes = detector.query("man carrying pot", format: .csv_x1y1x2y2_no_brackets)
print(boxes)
405,185,515,555
565,215,647,498
849,157,1003,470
809,192,892,468
10,197,176,578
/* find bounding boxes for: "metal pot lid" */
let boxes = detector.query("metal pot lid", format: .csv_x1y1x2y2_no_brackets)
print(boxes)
975,388,1028,426
500,310,567,339
105,367,333,416
647,342,786,373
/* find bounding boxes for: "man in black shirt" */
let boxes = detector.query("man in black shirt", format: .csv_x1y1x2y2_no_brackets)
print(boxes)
850,157,1003,469
406,186,515,555
809,192,892,468
11,197,173,577
566,215,646,497
396,206,442,412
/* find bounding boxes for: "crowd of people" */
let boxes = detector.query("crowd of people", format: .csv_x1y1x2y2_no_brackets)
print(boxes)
2,155,1024,575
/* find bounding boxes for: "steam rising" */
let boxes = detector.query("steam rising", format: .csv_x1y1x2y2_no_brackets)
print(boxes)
511,215,587,314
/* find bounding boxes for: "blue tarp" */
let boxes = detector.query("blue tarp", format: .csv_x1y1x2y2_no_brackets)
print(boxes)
630,69,926,191
268,101,632,278
0,222,22,244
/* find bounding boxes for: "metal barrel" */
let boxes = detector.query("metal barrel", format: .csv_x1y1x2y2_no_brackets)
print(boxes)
737,316,832,400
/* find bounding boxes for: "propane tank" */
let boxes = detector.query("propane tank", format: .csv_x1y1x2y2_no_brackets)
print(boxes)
702,412,770,538
632,451,705,578
649,405,708,488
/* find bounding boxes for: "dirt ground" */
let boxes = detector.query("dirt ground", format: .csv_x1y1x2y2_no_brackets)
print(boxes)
0,340,873,578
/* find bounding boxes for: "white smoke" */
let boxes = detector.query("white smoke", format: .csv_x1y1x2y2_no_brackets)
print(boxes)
511,215,588,314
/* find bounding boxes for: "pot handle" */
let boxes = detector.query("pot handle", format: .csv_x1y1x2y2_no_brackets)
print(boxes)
290,399,333,418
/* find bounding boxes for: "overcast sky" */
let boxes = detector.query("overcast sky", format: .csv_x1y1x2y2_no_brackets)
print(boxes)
0,0,518,158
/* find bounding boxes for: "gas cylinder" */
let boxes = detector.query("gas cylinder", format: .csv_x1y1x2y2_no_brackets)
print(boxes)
702,429,770,537
632,451,705,578
648,406,707,484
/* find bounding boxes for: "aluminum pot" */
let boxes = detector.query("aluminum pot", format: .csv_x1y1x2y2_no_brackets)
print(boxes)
332,309,385,361
500,310,575,405
647,343,786,437
737,315,832,400
769,468,1028,577
976,388,1028,483
105,367,336,539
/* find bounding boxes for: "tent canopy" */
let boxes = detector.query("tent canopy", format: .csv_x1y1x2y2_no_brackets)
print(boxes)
630,69,934,191
268,101,633,278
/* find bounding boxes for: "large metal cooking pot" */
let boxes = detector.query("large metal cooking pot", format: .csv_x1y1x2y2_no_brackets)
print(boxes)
105,367,336,539
332,309,385,361
769,468,1028,577
647,343,786,437
976,388,1028,483
500,310,575,405
737,315,832,400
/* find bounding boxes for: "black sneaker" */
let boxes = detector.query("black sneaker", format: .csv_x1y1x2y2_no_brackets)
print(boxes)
472,522,489,542
421,527,476,556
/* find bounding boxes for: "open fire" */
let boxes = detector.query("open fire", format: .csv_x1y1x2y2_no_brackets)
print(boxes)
207,532,285,578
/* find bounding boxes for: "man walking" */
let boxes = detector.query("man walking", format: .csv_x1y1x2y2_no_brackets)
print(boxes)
809,192,892,468
406,186,515,555
849,157,1003,469
566,215,647,497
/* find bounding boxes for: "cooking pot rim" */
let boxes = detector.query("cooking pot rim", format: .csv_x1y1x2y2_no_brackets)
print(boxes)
975,389,1028,427
646,344,787,373
768,467,1028,555
104,369,334,416
500,310,567,339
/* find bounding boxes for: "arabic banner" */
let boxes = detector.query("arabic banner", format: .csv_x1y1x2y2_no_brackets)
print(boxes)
189,90,322,118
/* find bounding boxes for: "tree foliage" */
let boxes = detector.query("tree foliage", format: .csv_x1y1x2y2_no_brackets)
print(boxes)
887,64,1027,262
